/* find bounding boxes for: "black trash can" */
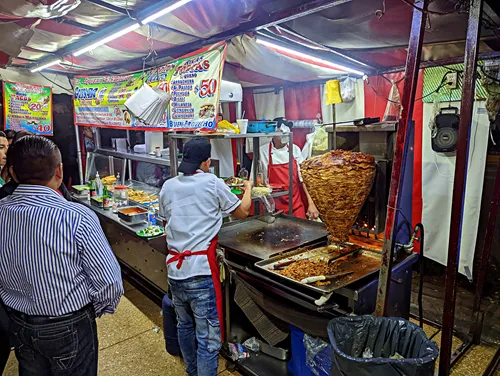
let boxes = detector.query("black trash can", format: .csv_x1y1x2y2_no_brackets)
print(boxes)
328,316,438,376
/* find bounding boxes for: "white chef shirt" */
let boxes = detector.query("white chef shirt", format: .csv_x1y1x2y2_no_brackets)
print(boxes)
159,170,241,280
255,142,304,184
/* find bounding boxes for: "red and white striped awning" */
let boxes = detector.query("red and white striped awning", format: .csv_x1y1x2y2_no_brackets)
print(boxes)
0,0,498,91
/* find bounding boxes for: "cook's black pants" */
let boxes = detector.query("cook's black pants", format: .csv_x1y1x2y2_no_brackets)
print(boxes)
0,299,11,374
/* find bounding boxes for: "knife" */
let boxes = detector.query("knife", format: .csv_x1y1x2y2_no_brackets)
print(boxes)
300,271,354,284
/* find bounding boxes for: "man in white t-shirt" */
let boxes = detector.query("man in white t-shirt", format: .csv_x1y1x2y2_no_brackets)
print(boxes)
159,138,252,376
257,121,319,219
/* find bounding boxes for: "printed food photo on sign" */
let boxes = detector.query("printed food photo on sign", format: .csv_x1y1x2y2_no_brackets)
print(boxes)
3,81,53,136
198,104,215,119
123,110,132,126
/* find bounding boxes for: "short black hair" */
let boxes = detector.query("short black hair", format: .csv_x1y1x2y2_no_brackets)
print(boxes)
11,135,61,184
13,130,32,144
0,131,6,138
4,130,16,140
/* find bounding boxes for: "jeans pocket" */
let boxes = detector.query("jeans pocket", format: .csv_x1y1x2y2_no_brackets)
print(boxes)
34,329,79,370
206,318,221,353
191,289,214,317
11,329,35,361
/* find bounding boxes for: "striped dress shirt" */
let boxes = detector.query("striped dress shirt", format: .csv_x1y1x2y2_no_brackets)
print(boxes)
0,185,123,317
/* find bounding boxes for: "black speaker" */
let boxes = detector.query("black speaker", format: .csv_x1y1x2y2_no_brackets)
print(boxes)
432,107,460,153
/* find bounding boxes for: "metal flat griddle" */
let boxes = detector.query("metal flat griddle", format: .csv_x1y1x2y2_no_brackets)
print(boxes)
255,244,383,294
218,215,328,261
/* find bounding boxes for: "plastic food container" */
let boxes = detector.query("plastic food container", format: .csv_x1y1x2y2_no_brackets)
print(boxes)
114,185,128,208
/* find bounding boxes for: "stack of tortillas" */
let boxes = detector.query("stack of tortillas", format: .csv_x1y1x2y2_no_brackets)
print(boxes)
301,150,376,242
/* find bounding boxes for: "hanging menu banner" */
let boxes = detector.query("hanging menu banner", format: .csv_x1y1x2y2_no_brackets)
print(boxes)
73,42,226,131
3,81,53,136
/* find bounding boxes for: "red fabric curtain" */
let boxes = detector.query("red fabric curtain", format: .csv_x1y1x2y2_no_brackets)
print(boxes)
284,86,321,149
242,88,257,121
284,86,322,120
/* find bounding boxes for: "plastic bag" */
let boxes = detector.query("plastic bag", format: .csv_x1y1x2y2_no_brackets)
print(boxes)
340,77,356,102
328,316,439,376
243,337,260,352
217,120,240,134
312,125,328,155
228,343,249,361
325,80,343,105
302,128,316,160
383,81,402,122
303,334,332,376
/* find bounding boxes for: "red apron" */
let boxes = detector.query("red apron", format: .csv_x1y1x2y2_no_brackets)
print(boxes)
268,142,306,219
166,236,225,342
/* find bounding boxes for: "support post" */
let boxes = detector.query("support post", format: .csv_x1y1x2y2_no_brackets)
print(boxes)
375,0,428,316
470,159,500,344
439,0,483,375
74,124,84,184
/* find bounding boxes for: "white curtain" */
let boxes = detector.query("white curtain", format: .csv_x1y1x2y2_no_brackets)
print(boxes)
421,101,489,275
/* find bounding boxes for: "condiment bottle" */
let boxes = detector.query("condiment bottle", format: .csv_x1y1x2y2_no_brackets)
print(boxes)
94,172,103,197
103,186,111,210
88,180,95,199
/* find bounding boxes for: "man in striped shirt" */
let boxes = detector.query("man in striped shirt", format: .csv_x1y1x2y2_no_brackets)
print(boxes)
0,136,124,375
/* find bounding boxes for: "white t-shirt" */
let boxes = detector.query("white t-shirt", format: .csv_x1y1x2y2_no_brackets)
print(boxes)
255,142,304,183
159,171,241,280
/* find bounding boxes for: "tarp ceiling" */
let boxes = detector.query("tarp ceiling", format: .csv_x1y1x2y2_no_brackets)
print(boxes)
0,0,498,89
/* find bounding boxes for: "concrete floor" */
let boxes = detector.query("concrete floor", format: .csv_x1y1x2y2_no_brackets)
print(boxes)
2,280,499,375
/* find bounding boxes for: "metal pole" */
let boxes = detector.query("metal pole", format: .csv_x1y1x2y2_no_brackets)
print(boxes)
169,136,178,177
375,0,428,317
74,124,84,184
288,132,294,215
253,136,260,215
332,105,337,149
470,159,500,344
439,0,483,374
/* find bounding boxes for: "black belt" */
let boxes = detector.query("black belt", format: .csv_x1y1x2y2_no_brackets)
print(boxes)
9,304,94,324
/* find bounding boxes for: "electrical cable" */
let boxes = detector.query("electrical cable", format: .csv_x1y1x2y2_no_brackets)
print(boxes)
365,78,401,104
398,0,464,16
414,223,425,329
38,72,73,93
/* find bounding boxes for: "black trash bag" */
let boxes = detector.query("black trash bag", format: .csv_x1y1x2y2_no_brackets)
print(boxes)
328,316,438,376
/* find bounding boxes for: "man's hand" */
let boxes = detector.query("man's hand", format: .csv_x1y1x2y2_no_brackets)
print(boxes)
243,180,254,192
307,201,320,220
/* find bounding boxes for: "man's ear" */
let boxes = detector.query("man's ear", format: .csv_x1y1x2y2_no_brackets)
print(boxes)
9,166,18,183
55,163,63,181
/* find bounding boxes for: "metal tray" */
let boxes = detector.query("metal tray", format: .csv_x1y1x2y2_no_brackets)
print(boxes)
218,214,328,261
254,244,383,294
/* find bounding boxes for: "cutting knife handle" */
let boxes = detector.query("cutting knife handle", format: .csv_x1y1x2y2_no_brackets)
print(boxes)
300,276,326,284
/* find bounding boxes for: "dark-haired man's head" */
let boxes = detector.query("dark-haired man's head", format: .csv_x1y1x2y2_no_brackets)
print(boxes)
5,130,16,145
0,131,8,167
13,130,32,145
10,135,63,190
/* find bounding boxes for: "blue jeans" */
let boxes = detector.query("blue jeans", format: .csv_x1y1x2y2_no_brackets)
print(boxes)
8,305,98,376
169,276,221,376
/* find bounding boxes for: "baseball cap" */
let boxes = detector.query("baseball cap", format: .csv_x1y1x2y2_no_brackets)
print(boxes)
178,137,212,174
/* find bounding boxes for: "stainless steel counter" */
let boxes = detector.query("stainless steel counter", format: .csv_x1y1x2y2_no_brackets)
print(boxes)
73,194,169,296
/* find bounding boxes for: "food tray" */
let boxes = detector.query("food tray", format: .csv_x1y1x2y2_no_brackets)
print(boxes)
254,244,383,294
117,206,148,224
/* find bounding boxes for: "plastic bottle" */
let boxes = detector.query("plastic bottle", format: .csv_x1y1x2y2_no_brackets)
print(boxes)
148,202,156,226
94,172,103,197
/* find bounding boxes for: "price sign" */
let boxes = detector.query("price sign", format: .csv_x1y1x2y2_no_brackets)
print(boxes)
3,81,53,136
73,42,227,132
